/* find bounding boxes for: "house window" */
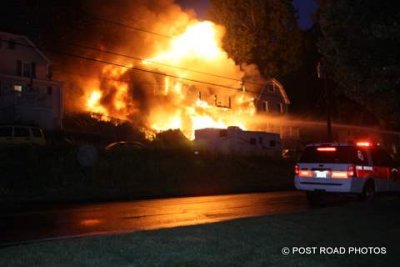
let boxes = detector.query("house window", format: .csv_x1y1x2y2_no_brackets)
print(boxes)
217,95,223,106
258,137,263,144
250,138,256,145
16,61,36,78
38,87,46,94
8,39,16,50
278,103,284,113
47,86,52,95
14,85,23,95
23,62,32,78
31,62,36,78
262,101,269,112
267,83,275,92
270,140,276,147
16,60,22,76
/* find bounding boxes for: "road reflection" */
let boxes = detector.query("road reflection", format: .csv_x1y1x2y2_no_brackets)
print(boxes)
0,191,308,245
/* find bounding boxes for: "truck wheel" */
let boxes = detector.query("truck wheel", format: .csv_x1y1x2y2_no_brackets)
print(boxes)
306,191,322,206
362,182,375,202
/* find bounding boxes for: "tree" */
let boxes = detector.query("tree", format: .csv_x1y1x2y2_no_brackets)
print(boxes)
318,0,400,128
209,0,303,80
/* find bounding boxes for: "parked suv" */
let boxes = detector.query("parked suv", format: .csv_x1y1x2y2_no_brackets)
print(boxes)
294,142,400,204
0,125,46,145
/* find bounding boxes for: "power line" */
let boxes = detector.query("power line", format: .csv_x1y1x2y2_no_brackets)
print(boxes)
51,50,243,91
82,11,172,39
52,68,131,83
66,41,247,84
3,39,259,93
77,12,267,87
19,8,266,87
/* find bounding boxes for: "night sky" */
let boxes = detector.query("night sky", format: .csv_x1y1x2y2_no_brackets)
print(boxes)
176,0,317,29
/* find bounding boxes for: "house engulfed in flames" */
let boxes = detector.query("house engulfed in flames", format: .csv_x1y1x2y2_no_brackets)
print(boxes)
81,20,298,144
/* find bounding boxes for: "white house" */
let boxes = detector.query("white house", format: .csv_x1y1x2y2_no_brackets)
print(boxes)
0,31,63,129
195,126,282,156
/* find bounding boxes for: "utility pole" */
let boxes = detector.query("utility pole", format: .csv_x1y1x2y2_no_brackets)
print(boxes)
317,60,333,142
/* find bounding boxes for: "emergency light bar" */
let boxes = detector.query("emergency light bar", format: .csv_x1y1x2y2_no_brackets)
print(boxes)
356,142,371,147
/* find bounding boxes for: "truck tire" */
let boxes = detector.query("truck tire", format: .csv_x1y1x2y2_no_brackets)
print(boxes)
362,181,375,202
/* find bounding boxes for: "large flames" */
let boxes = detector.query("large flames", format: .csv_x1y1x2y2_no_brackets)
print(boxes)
144,21,226,66
84,19,258,139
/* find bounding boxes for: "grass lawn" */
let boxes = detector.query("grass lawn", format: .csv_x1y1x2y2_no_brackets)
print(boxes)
1,197,399,266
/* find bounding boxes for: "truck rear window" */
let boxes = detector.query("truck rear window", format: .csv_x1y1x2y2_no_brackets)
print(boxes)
300,146,367,164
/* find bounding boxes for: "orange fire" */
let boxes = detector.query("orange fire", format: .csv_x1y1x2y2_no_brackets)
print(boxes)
144,21,226,66
87,90,106,114
84,20,258,139
84,65,132,122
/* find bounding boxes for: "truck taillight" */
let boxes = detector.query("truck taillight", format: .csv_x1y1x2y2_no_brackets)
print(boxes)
295,164,299,176
331,171,348,179
299,170,313,177
347,164,356,177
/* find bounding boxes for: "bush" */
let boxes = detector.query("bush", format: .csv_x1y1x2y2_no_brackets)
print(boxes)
0,145,294,205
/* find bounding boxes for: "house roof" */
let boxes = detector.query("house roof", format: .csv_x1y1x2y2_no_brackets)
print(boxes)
270,78,291,104
0,31,50,63
243,78,291,104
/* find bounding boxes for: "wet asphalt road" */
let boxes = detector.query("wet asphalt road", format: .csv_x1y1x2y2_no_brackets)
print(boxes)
0,191,308,245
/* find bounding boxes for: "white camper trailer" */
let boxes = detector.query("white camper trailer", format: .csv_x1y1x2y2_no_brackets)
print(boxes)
195,126,281,156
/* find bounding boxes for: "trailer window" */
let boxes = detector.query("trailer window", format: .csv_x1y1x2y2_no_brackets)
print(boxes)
0,127,12,137
31,128,43,138
14,127,30,137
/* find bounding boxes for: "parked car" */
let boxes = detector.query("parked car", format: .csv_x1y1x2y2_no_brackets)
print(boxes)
105,141,145,152
0,125,46,145
294,141,400,205
44,130,76,147
282,148,299,160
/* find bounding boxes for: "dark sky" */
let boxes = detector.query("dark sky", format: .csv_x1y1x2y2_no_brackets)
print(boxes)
176,0,317,29
293,0,317,29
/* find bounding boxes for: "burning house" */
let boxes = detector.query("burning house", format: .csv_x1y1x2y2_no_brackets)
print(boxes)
0,31,63,129
76,18,294,142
